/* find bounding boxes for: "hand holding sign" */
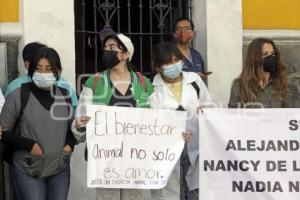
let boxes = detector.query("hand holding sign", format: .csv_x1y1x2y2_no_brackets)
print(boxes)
86,105,187,189
75,116,91,131
199,108,300,200
182,130,192,143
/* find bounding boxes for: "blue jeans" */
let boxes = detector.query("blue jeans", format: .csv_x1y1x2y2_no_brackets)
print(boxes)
13,165,70,200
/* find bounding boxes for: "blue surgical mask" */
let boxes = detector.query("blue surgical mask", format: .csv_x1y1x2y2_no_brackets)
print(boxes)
32,72,57,89
163,61,183,79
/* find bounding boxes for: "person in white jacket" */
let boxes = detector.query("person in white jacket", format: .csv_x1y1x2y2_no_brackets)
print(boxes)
149,42,213,200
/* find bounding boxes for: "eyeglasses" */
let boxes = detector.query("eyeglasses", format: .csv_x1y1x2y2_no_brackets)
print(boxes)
175,26,192,32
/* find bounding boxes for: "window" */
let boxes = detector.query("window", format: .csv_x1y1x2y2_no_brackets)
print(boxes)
75,0,192,80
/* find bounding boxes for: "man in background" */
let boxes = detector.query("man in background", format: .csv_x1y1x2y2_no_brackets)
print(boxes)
173,18,211,81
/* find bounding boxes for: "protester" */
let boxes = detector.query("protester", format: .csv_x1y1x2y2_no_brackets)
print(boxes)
0,47,76,200
174,18,210,80
228,38,288,108
149,42,212,200
72,33,153,200
5,42,78,110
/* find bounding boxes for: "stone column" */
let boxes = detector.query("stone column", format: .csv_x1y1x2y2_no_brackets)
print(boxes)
0,43,8,89
193,0,243,106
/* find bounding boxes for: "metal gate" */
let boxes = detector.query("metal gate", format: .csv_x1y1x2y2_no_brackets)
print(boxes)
75,0,192,79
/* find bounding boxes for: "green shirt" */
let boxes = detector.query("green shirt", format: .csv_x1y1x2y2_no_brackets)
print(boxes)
85,69,153,108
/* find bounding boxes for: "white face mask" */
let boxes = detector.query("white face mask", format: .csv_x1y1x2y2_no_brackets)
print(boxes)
32,72,57,89
163,61,183,79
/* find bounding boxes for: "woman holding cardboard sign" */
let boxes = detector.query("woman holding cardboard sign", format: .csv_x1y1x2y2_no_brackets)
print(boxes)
72,32,153,200
149,42,212,200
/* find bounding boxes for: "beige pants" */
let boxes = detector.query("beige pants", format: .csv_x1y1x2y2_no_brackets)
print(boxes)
96,188,142,200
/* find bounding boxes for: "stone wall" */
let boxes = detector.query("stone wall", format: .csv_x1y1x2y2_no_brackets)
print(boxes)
0,39,19,90
5,40,19,83
273,41,300,108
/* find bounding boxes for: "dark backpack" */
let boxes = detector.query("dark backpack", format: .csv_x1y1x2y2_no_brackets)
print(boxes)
191,81,200,99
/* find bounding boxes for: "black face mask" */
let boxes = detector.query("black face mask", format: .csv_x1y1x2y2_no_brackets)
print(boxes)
263,55,277,73
101,50,120,69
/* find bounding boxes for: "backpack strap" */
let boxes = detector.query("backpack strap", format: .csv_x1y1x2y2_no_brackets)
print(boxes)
19,83,30,118
92,72,101,94
59,89,72,105
57,86,72,115
175,82,200,111
191,81,200,99
136,72,147,92
12,83,31,135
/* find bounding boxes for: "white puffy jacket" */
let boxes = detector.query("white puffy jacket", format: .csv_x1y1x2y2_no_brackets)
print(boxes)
149,71,213,191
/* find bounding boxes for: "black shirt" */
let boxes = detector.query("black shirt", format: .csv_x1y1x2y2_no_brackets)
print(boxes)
108,82,136,107
30,83,55,110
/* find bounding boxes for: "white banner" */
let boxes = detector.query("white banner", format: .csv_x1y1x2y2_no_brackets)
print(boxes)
199,108,300,200
86,105,187,189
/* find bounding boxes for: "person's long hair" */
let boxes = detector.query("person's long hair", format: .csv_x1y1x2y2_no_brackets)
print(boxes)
235,38,287,105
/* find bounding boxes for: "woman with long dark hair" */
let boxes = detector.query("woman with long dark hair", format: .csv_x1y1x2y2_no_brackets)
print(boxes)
229,38,288,108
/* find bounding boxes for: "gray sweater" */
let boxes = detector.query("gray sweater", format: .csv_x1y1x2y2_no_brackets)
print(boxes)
0,84,75,178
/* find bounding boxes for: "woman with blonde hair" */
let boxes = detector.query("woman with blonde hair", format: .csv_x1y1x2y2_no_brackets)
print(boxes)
229,37,288,108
